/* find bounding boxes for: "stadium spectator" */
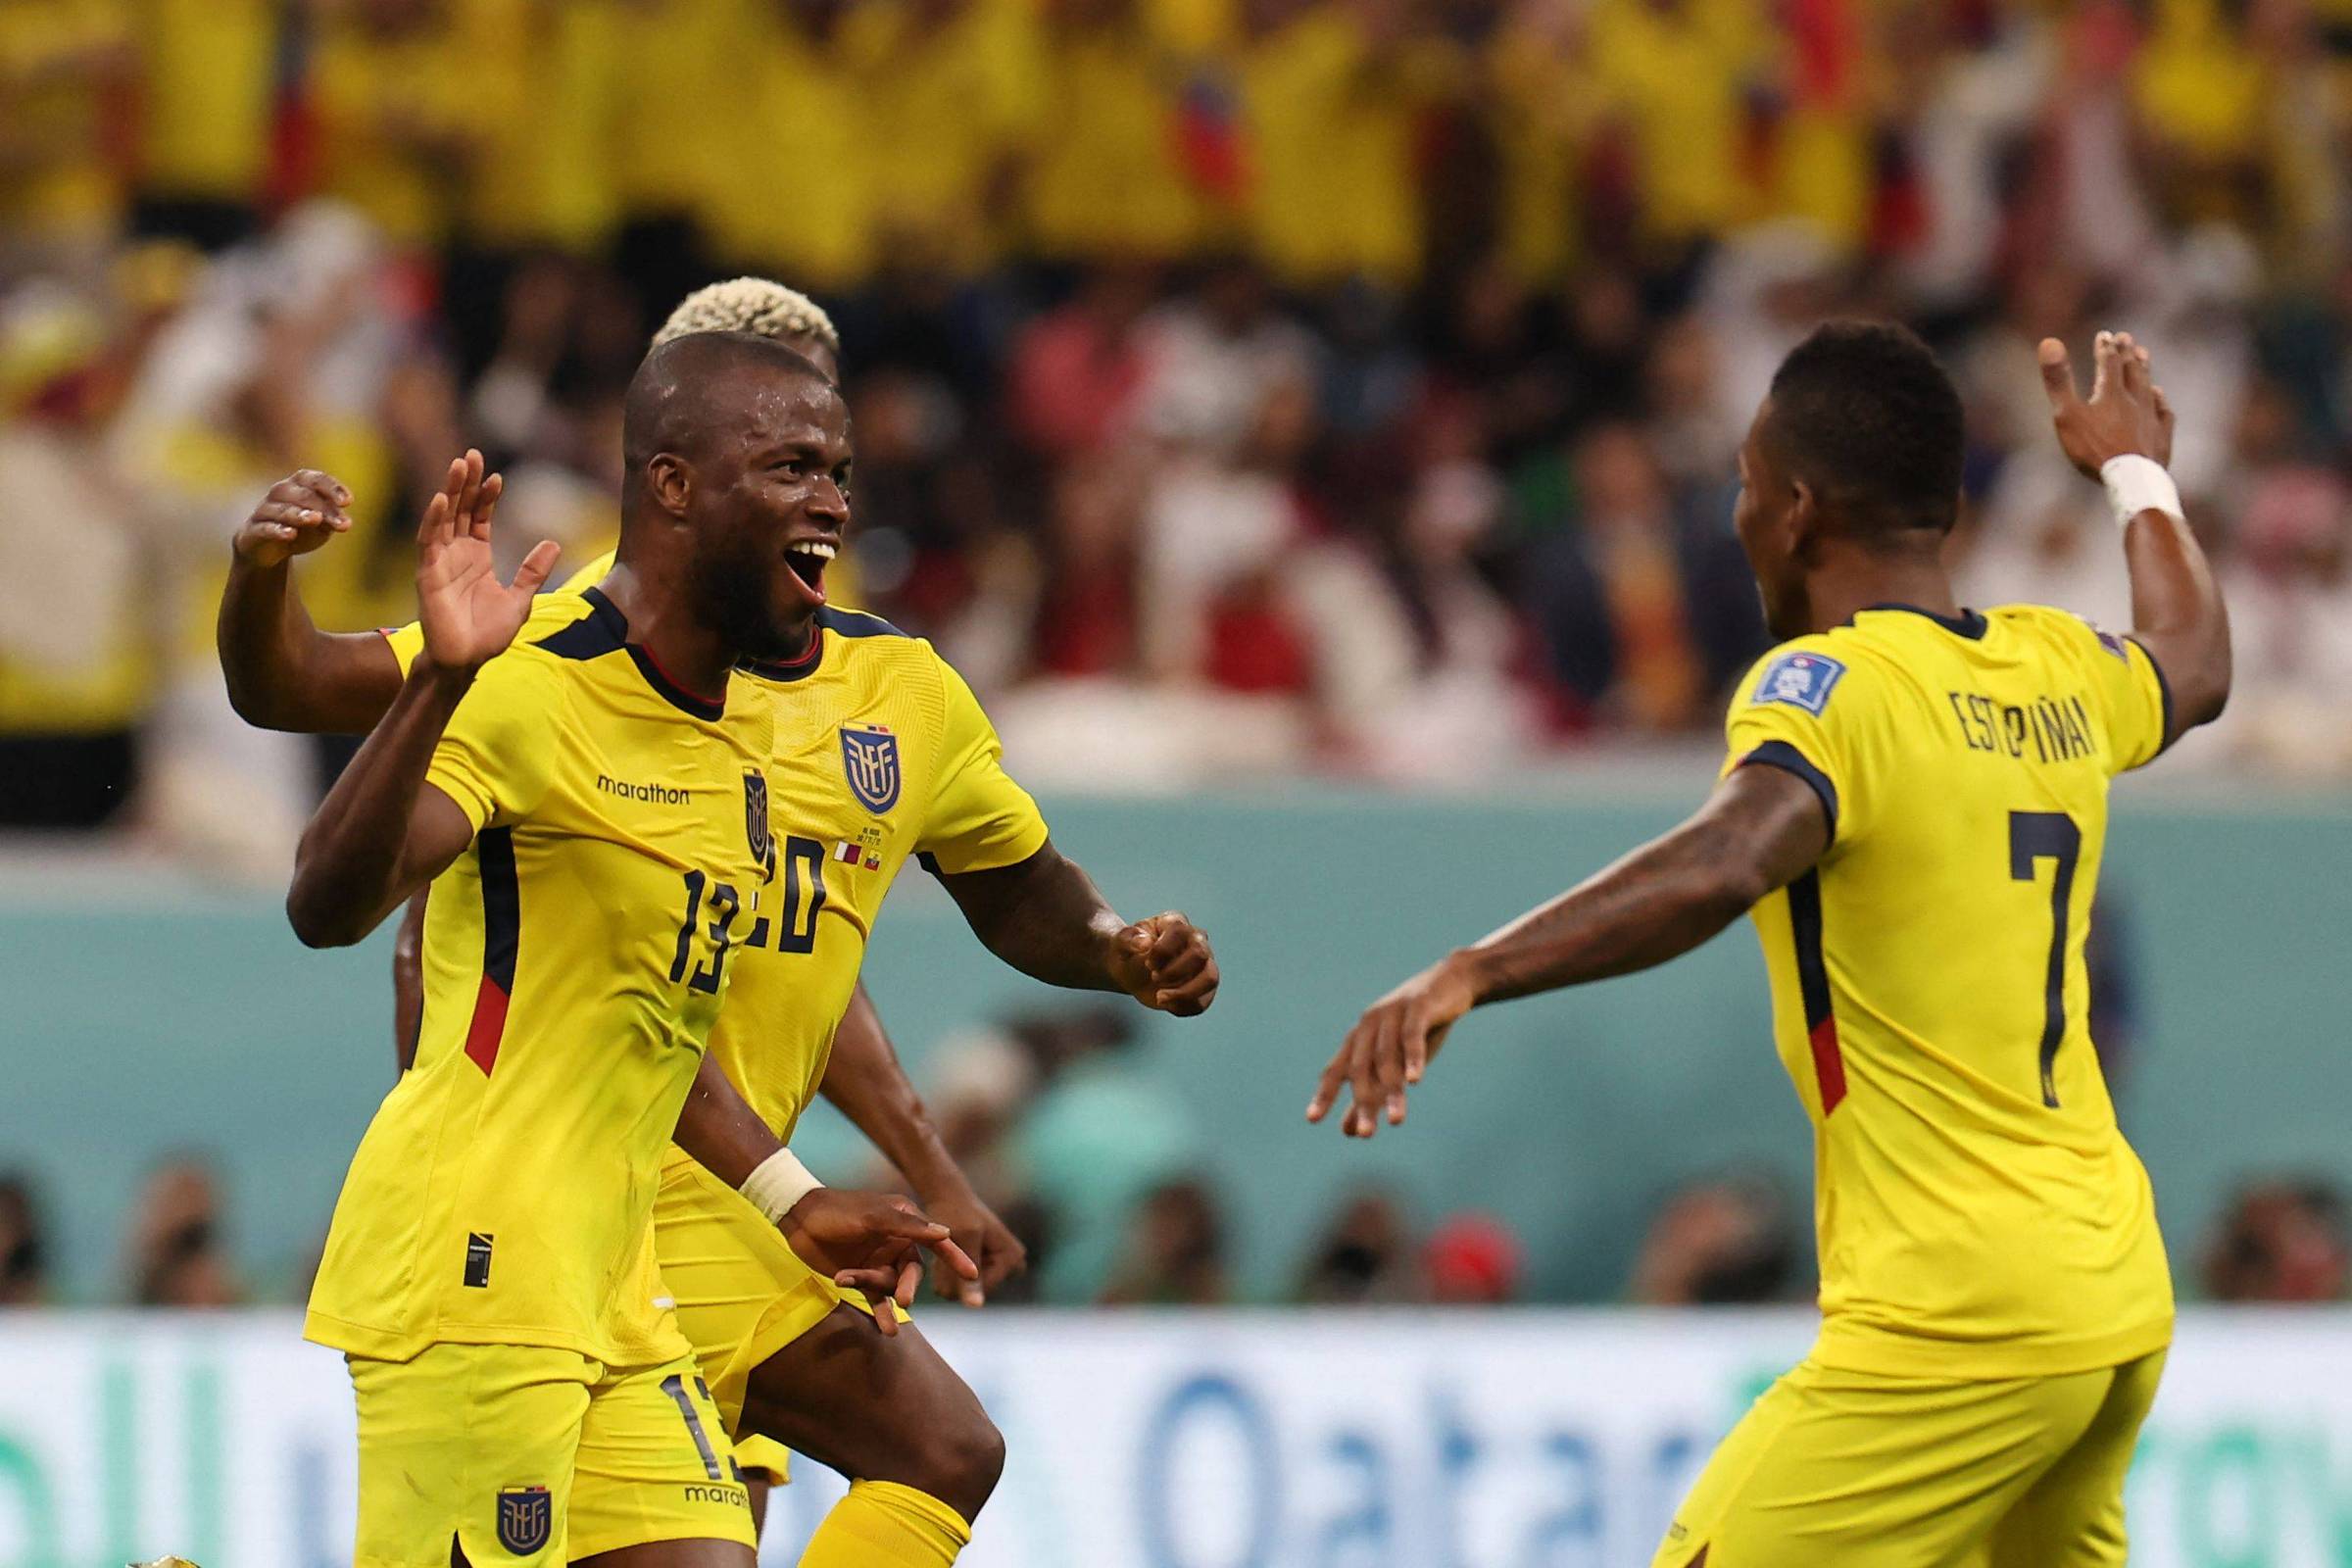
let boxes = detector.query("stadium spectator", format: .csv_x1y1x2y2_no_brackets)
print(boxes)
0,1174,47,1306
2202,1180,2352,1303
1295,1189,1421,1303
1424,1212,1526,1305
1100,1177,1232,1305
1627,1173,1799,1305
122,1156,242,1308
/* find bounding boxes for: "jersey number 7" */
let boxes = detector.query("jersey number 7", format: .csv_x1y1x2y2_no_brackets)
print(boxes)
2009,811,2082,1108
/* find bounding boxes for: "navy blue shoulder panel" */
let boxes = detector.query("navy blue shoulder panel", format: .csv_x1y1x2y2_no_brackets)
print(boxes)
532,587,628,661
817,607,910,640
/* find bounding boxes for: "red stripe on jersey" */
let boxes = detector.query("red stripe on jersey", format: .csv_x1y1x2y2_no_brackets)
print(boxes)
464,978,510,1076
1808,1015,1846,1115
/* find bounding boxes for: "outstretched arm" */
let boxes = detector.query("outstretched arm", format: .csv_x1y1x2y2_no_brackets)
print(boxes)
933,839,1220,1015
819,982,1029,1304
2037,331,2231,739
218,469,410,734
1309,763,1827,1138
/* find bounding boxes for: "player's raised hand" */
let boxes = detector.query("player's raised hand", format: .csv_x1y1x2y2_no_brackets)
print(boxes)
1108,911,1220,1016
233,468,354,567
779,1189,979,1336
2038,330,2175,478
415,448,559,673
1307,956,1477,1139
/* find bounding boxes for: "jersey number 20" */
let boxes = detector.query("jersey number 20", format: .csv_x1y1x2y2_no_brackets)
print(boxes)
2009,810,2082,1108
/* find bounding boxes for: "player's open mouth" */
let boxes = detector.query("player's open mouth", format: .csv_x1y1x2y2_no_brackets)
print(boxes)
784,540,835,606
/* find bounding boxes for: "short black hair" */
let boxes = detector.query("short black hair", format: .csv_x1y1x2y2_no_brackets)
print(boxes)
1764,320,1964,539
621,329,831,474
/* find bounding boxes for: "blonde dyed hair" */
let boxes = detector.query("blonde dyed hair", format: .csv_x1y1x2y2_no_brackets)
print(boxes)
653,277,841,357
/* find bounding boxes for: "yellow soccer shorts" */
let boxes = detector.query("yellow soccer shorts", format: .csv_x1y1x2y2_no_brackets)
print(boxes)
347,1342,756,1566
1652,1348,2166,1568
652,1154,890,1486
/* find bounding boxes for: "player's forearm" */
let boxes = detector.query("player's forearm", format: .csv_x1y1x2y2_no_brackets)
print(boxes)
938,843,1133,993
673,1049,785,1189
1456,834,1762,1005
217,553,404,734
1457,768,1827,1006
819,984,968,1200
287,663,473,947
2123,509,2231,731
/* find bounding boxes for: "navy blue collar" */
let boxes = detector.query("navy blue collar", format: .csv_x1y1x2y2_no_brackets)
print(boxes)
1856,602,1987,640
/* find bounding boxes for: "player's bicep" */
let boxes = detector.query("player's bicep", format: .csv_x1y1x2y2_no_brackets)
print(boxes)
1704,762,1832,898
400,783,479,891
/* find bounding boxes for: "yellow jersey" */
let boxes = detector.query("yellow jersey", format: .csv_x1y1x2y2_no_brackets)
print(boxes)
308,591,774,1365
386,558,1049,1150
1724,603,2177,1380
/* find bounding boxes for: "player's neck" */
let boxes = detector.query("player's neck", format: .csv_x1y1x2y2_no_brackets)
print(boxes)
1803,553,1960,637
598,563,734,703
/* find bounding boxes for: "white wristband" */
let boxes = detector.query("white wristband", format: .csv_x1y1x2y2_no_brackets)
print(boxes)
2100,455,2183,531
741,1149,822,1224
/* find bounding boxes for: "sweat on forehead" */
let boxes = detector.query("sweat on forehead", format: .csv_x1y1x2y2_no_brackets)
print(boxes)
622,330,836,466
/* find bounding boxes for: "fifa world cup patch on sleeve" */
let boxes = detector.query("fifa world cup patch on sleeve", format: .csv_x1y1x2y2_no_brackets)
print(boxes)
2077,615,2132,662
1751,650,1846,715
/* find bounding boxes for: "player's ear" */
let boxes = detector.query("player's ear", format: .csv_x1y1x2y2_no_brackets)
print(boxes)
1786,476,1823,559
646,453,693,520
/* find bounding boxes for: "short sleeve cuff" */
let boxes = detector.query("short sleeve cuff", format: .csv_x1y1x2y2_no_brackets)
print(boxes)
1739,740,1839,840
380,621,425,678
2125,634,2177,757
424,757,496,833
919,812,1051,878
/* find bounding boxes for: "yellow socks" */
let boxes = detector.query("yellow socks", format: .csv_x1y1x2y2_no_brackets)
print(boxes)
796,1480,971,1568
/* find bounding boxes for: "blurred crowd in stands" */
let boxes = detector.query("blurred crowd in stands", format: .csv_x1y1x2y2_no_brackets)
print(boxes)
7,0,2352,863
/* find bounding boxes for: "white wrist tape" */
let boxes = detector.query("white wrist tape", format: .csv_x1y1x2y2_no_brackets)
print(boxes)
741,1149,822,1224
2100,455,2183,531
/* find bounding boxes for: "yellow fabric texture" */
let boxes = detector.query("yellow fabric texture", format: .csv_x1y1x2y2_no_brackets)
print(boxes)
1653,1349,2167,1566
132,0,273,201
799,1480,973,1568
1723,605,2175,1382
650,1154,880,1450
348,1344,754,1568
1586,0,1762,245
1026,26,1200,260
0,0,128,240
308,602,775,1366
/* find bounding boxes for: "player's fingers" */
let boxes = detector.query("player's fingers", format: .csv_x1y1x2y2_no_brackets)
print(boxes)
273,475,351,522
928,1233,980,1281
1348,1023,1385,1140
455,448,484,524
252,500,333,533
2034,338,2081,415
289,468,354,509
895,1257,924,1308
471,469,504,540
1402,1009,1431,1086
512,539,562,596
1147,915,1192,961
872,1295,900,1336
2090,329,2120,403
1150,946,1209,988
416,490,450,550
2115,332,2147,395
1385,1087,1408,1126
981,1225,1028,1289
1306,1038,1353,1122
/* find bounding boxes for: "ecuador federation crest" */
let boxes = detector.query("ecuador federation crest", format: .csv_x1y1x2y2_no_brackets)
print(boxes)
840,725,901,813
496,1486,552,1554
743,771,774,879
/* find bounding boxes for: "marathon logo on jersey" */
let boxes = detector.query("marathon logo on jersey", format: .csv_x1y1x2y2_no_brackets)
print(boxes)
495,1486,551,1555
840,725,902,813
743,772,775,881
464,1232,494,1289
1752,651,1846,716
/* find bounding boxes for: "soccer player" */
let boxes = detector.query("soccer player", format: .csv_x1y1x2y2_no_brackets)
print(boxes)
224,311,1222,1564
1310,324,2230,1564
290,334,971,1567
220,281,1024,1313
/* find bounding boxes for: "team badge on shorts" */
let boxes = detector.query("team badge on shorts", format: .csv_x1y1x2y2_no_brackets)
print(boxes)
743,772,774,879
840,725,901,813
496,1486,552,1555
1752,650,1846,715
